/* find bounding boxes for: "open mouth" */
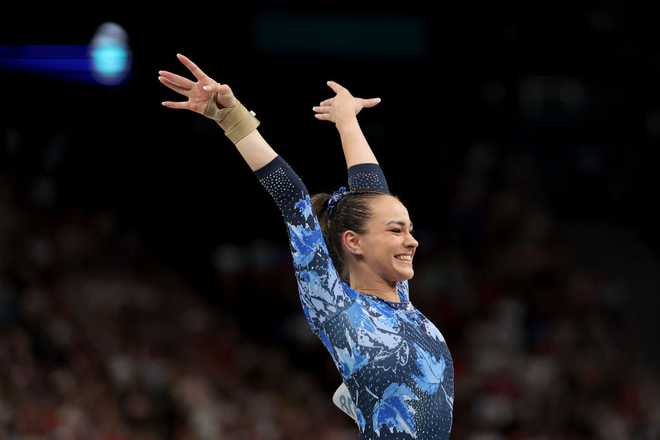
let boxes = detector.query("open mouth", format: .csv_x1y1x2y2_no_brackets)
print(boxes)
394,255,413,264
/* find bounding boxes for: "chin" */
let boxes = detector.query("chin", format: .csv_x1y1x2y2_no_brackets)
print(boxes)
394,268,414,281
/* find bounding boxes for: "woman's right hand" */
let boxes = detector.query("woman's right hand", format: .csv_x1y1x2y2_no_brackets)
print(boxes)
158,54,236,114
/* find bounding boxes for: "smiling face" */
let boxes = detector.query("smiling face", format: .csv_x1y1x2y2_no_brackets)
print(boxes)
343,195,419,283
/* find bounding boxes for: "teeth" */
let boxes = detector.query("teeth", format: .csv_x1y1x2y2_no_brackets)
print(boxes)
395,255,412,261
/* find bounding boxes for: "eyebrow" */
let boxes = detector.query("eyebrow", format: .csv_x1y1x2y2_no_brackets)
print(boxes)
386,220,413,229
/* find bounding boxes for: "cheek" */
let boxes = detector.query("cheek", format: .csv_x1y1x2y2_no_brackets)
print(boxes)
374,235,398,258
362,234,388,260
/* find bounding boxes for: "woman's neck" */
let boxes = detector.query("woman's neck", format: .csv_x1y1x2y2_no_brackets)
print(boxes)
348,269,399,303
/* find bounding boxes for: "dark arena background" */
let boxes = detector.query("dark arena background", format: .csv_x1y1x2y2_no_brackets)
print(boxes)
1,5,660,439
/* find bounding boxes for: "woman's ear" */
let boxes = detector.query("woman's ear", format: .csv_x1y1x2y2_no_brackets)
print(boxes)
341,230,363,256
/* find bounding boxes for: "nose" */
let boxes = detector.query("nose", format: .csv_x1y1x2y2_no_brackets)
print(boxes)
405,231,419,249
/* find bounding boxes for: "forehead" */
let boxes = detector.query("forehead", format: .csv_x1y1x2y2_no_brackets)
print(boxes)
369,195,411,223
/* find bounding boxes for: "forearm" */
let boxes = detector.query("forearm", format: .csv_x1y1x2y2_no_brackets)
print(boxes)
233,129,278,172
336,117,378,168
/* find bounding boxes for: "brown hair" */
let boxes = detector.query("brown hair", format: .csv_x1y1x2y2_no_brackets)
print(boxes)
311,191,391,282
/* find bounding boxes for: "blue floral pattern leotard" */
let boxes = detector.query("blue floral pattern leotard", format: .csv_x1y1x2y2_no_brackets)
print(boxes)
255,156,454,439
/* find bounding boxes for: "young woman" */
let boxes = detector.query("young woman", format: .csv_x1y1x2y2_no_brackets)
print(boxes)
159,54,454,439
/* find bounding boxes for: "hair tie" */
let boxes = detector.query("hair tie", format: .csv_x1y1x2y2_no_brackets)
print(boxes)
326,186,349,218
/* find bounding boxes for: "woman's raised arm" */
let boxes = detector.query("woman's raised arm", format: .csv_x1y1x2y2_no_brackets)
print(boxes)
158,55,354,334
313,81,391,193
313,81,382,169
314,82,410,300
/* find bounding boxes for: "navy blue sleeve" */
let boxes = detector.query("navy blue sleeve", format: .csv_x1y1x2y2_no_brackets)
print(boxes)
347,162,390,193
255,155,356,335
347,162,410,302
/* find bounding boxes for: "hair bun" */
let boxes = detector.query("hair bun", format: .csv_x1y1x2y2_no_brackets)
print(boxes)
326,186,350,218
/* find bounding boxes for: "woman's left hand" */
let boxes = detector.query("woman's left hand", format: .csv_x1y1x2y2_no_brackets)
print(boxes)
312,81,381,126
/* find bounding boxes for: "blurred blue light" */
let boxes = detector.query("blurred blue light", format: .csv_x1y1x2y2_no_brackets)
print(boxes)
89,22,131,85
0,22,131,86
90,44,130,85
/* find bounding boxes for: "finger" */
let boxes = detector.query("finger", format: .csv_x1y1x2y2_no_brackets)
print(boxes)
217,84,234,98
204,83,232,95
314,113,333,121
161,101,189,110
176,53,208,81
326,80,347,94
360,97,382,108
319,98,334,106
203,84,235,105
312,105,332,114
158,70,194,90
159,76,189,96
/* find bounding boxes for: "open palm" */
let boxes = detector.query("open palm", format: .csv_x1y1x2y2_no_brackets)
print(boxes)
158,54,235,114
313,81,380,124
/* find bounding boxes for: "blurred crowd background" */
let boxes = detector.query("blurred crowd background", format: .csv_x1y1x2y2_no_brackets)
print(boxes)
2,4,660,439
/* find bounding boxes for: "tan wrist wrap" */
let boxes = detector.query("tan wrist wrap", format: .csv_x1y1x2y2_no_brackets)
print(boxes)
204,95,260,144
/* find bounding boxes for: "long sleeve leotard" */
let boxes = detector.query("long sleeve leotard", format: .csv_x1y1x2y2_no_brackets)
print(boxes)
255,156,454,439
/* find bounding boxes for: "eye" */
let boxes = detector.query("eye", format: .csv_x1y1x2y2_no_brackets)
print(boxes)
391,229,401,233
